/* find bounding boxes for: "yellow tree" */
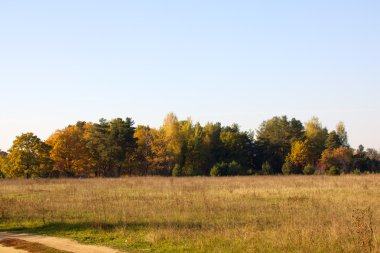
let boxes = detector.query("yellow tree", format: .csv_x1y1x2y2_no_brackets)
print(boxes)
161,113,182,169
149,128,172,175
2,133,52,178
336,121,349,147
305,117,328,164
134,125,154,175
46,123,95,177
0,151,7,177
287,140,309,169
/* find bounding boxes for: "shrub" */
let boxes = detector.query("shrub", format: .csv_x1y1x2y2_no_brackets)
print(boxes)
327,166,340,176
261,161,273,175
172,164,183,177
353,168,361,175
281,161,292,175
228,161,243,175
210,162,227,177
182,164,199,176
303,164,315,175
210,161,242,176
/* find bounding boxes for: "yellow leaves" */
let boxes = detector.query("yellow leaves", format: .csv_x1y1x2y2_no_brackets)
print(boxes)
47,124,95,176
288,140,309,167
305,117,323,139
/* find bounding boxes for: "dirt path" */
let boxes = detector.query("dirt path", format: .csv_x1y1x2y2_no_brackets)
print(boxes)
0,245,28,253
0,232,124,253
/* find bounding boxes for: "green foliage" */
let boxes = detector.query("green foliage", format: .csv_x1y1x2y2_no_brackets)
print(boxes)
2,114,379,178
281,161,292,175
261,161,273,175
303,164,315,175
327,166,340,176
326,131,342,150
352,145,380,173
305,117,328,165
256,116,304,173
336,122,349,147
210,165,222,176
86,118,137,177
210,161,242,176
172,164,183,177
353,168,361,175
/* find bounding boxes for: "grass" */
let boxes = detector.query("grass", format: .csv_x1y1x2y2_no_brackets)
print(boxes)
0,238,70,253
0,176,379,252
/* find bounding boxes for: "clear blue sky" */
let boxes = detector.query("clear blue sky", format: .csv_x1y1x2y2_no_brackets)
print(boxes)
0,1,379,151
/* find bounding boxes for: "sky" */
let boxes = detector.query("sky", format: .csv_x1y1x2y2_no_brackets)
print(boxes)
0,0,379,151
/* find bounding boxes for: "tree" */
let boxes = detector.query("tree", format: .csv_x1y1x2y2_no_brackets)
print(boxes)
109,118,137,176
352,145,369,172
256,116,304,173
319,147,353,174
286,140,309,173
336,121,349,147
325,131,342,150
181,122,207,176
86,118,137,177
2,133,52,178
0,151,7,178
46,123,95,177
203,122,224,173
149,128,173,175
134,125,154,175
352,145,380,173
304,117,328,165
161,113,182,171
220,124,254,171
366,148,379,160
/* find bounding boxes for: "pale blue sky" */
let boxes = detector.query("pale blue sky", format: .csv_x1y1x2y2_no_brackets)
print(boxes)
0,1,379,150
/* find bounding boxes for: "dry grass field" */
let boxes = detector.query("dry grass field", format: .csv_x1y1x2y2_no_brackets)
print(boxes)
0,176,379,252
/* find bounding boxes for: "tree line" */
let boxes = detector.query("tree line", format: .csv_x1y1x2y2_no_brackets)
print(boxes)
0,113,379,178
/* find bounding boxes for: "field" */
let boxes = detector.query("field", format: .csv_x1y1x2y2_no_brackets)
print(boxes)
0,176,379,253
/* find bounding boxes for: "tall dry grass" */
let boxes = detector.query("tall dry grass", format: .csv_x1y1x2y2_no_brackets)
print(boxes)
0,176,379,252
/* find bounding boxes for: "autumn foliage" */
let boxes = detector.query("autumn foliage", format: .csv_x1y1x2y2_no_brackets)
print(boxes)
0,113,379,177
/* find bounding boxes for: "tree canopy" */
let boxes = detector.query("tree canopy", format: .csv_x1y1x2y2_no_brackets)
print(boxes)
0,114,379,178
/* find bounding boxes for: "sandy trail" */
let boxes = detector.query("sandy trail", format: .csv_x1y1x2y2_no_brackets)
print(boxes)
0,232,124,253
0,245,28,253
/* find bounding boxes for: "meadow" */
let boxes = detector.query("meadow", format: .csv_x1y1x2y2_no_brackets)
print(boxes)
0,176,379,252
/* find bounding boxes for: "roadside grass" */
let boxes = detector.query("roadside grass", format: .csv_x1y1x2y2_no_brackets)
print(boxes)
0,176,379,252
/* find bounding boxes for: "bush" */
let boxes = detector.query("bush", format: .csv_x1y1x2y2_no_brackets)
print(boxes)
228,161,243,175
261,161,273,175
210,164,223,176
183,164,202,176
210,161,242,176
353,168,361,175
327,166,340,176
172,164,183,177
281,161,292,175
303,164,315,175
